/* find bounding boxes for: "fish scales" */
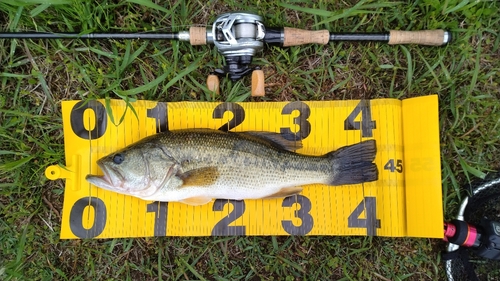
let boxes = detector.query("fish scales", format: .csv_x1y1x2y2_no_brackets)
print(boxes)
86,128,378,205
156,129,332,185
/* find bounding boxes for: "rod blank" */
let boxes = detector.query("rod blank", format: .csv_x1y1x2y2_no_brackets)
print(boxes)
0,32,179,40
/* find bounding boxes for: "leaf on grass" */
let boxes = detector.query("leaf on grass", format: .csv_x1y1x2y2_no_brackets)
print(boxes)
125,0,171,14
104,97,138,126
29,3,50,17
0,72,30,78
282,1,400,26
378,64,394,69
459,158,486,179
178,258,207,281
444,0,471,14
104,98,116,126
163,57,203,90
277,256,305,273
115,71,170,96
0,150,29,156
0,156,34,172
279,3,332,17
399,45,413,90
3,0,72,5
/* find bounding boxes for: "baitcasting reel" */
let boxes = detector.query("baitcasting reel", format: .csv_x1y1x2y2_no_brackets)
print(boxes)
181,12,267,96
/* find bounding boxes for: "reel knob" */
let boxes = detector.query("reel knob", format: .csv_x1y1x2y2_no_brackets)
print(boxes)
251,69,265,97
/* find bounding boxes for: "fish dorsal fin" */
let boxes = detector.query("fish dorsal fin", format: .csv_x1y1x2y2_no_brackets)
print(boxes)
178,167,219,187
179,196,213,206
261,187,303,199
240,131,303,152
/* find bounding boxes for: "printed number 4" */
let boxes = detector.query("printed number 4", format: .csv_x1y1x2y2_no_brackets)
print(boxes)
344,100,376,138
348,197,381,236
384,159,403,173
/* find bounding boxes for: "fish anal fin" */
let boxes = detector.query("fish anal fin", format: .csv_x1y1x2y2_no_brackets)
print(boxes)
179,167,219,187
179,196,213,206
261,187,303,199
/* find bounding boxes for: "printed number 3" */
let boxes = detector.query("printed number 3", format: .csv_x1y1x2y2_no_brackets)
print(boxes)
282,195,313,235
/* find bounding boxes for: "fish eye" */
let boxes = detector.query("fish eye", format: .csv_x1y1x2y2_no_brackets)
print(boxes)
113,153,124,164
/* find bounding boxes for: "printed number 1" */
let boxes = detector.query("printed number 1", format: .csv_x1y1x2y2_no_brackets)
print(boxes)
147,201,168,236
146,102,168,133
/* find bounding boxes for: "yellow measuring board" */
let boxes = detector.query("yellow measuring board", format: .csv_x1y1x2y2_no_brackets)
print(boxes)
45,96,443,239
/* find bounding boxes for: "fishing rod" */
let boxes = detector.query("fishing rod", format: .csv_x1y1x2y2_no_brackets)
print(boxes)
0,12,451,96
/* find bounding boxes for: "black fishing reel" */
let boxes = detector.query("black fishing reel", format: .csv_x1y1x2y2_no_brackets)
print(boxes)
444,219,500,260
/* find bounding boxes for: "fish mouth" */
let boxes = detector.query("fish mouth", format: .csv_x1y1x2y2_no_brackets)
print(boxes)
85,162,125,191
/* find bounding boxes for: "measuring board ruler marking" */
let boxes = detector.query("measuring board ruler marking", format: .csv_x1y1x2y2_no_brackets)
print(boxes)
45,96,442,239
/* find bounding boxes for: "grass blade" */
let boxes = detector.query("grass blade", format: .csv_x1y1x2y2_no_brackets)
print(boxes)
125,0,171,14
279,3,332,17
163,57,202,89
114,70,169,96
399,45,413,90
29,3,51,17
0,156,34,172
178,257,207,281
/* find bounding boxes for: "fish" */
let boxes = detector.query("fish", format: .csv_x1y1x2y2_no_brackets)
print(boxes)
86,128,378,205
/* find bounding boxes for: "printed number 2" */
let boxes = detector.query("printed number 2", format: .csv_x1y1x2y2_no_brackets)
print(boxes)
213,103,245,132
344,100,376,137
348,197,381,236
211,200,246,235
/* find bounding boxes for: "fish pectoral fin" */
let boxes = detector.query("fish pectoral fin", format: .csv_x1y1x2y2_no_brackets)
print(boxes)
179,196,213,206
261,187,303,199
178,167,219,187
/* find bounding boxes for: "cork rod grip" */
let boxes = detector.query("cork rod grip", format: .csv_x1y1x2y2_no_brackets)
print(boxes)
189,27,207,45
389,30,447,46
283,27,329,47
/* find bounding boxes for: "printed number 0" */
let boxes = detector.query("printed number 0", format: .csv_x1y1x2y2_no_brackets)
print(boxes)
69,197,107,238
70,100,108,140
282,195,313,235
211,200,246,235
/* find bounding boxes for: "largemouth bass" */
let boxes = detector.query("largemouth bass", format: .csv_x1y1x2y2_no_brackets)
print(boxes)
86,129,378,205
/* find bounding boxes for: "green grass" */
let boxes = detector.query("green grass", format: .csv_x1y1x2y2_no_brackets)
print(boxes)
1,0,499,280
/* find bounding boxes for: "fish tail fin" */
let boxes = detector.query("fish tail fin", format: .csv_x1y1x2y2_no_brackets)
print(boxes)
326,140,378,185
